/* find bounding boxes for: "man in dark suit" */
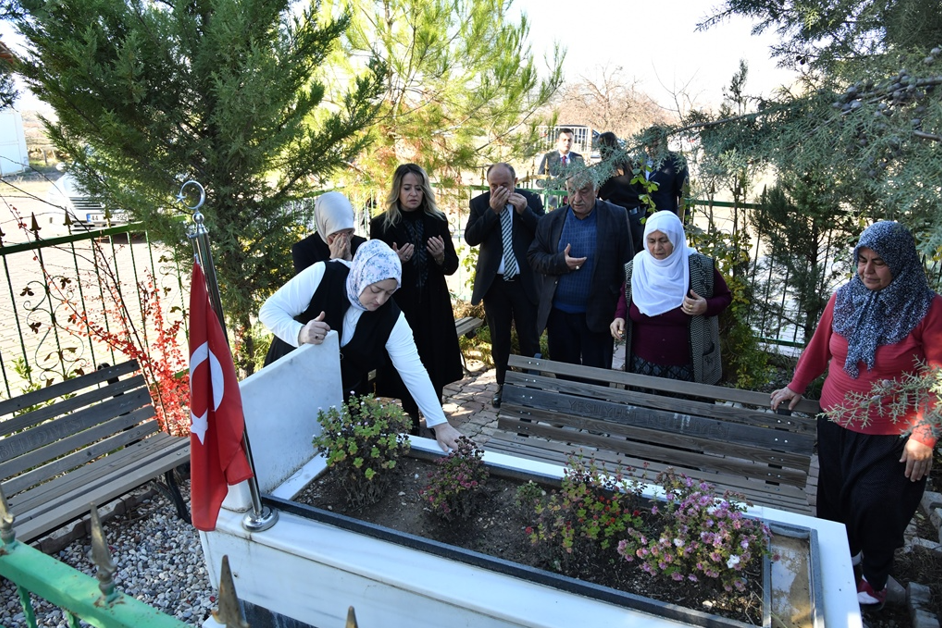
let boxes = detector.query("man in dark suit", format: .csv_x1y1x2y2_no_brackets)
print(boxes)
537,128,585,210
465,163,545,407
642,126,688,219
527,170,633,370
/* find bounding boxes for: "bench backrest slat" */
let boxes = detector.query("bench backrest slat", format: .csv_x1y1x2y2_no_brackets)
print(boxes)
497,416,809,486
1,373,150,436
1,416,158,495
506,371,816,433
0,361,139,421
0,385,154,462
498,404,810,475
502,384,814,456
506,355,822,415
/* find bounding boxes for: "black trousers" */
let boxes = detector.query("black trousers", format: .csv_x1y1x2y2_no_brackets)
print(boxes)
816,416,927,590
483,275,540,386
546,308,613,370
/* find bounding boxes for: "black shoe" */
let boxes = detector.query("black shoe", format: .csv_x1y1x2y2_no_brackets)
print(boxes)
492,385,503,408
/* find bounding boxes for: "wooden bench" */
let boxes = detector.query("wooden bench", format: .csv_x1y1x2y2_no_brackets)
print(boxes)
455,316,484,339
0,361,190,543
487,355,821,514
454,316,484,375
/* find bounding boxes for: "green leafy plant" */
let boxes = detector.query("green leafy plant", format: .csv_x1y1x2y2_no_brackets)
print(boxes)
616,470,775,594
529,457,645,558
822,361,942,435
420,437,489,521
312,394,412,509
514,480,546,518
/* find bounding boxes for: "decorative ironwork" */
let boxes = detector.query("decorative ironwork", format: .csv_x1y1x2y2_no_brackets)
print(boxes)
0,484,16,547
89,503,118,604
346,606,359,628
211,555,249,628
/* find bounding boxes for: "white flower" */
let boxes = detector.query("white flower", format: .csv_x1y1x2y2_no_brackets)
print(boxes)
726,555,741,569
673,538,685,548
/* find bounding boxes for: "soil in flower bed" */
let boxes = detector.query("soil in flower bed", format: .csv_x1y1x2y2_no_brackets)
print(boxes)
294,454,765,625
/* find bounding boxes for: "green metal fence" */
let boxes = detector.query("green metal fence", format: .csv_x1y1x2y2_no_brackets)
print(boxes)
4,190,937,398
0,491,249,628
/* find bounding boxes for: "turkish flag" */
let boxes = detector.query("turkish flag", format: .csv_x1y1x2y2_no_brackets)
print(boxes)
188,261,253,531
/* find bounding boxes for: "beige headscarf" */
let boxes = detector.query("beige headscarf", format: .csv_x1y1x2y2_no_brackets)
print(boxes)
313,192,355,244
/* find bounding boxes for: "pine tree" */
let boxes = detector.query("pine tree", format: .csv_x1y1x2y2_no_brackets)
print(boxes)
316,0,563,194
689,0,942,256
4,0,382,370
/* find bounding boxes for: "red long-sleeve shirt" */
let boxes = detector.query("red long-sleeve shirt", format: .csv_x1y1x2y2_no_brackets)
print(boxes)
789,293,942,447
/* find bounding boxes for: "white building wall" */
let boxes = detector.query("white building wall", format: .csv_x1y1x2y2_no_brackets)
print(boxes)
0,108,29,176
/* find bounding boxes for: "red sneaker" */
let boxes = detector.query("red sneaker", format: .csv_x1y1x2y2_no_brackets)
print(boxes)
857,576,887,608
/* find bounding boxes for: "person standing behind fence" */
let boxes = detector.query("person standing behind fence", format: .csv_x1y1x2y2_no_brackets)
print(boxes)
465,163,544,408
537,128,585,210
369,164,463,433
641,125,688,219
609,211,731,384
597,131,645,254
528,170,633,370
292,192,367,274
770,220,941,607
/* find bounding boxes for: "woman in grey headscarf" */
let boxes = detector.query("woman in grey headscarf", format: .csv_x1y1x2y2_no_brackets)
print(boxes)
261,239,462,451
771,221,941,607
292,191,367,273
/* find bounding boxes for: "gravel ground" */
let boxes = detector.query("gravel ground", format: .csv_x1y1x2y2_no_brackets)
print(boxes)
0,480,215,627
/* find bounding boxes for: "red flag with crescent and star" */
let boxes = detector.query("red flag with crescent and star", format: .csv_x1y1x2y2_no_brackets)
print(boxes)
188,261,253,532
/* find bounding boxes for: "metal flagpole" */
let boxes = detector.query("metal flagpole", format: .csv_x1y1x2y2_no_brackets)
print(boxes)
180,180,277,533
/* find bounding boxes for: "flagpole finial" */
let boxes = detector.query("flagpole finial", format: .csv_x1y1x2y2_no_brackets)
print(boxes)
180,180,208,239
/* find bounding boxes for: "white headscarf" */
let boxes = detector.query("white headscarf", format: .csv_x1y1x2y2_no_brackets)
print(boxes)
313,192,355,244
631,211,694,316
345,240,402,312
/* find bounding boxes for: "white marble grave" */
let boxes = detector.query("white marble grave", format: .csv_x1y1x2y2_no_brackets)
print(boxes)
200,334,862,628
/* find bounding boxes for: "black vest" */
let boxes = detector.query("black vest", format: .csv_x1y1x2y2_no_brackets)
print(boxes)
263,262,400,396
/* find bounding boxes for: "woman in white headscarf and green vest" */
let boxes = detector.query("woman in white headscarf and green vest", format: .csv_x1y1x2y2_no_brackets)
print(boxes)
260,239,463,452
771,221,941,607
609,210,732,384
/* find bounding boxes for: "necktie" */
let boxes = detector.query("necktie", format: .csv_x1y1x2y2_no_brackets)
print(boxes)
500,206,518,280
562,154,568,167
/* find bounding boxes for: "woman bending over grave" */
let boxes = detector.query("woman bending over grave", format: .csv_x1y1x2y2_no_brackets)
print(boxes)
260,239,463,452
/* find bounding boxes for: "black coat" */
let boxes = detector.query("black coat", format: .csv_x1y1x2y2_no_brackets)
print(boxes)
291,233,367,274
527,200,633,334
464,189,544,306
647,151,688,214
369,209,463,394
262,261,399,396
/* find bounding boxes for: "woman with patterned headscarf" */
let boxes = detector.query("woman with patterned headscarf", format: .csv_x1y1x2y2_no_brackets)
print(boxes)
609,210,732,384
771,221,942,607
260,239,463,451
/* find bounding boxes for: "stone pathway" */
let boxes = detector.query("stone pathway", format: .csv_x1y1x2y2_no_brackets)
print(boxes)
441,363,500,444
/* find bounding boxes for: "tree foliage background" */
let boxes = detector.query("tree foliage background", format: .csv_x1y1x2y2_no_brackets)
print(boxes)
2,0,383,369
553,65,667,140
316,0,563,197
687,0,942,260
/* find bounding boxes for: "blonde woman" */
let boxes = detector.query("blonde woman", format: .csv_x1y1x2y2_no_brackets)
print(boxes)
369,164,462,432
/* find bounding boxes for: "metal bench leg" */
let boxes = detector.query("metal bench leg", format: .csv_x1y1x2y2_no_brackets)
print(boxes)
160,468,191,524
